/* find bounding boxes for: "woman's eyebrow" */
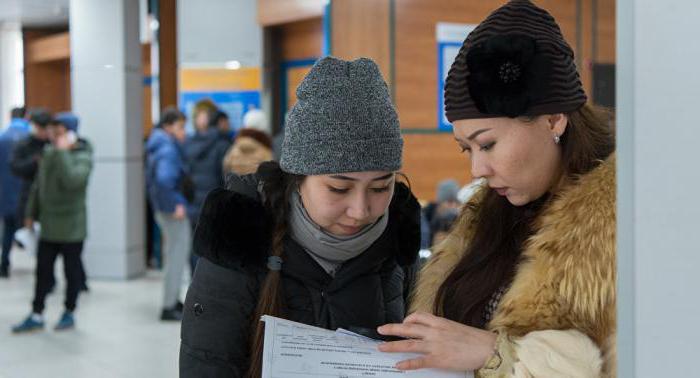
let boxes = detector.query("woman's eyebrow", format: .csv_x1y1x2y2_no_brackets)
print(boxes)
467,128,492,141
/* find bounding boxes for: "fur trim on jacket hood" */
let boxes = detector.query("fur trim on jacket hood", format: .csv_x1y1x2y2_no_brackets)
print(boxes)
411,154,616,377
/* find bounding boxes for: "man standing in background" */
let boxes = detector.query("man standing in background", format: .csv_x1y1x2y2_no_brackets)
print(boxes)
11,112,93,333
146,107,191,321
0,107,30,277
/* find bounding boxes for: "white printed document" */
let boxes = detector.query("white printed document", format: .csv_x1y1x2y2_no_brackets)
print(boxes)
261,315,473,378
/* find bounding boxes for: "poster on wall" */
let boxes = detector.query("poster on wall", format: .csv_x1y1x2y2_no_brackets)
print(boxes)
437,22,477,131
179,67,261,134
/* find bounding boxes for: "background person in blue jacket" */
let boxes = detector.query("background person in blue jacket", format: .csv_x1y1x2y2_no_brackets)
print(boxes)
146,107,191,321
0,107,30,278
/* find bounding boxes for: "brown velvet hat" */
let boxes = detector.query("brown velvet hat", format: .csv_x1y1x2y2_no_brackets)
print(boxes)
444,0,587,121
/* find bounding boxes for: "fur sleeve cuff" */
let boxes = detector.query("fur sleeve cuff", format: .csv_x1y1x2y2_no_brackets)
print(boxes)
478,330,602,378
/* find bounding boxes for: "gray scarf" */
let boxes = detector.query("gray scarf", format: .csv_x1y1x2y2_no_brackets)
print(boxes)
288,191,389,276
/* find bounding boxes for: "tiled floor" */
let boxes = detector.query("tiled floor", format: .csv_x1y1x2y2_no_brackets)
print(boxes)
0,247,188,378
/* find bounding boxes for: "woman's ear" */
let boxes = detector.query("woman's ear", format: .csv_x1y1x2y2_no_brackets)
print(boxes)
548,113,568,136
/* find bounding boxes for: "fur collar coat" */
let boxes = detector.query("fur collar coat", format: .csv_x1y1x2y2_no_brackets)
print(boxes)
411,155,616,377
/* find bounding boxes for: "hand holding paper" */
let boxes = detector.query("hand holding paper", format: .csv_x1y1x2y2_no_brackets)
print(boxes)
377,312,497,372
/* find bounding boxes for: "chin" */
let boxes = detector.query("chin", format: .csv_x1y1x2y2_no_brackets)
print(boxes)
505,194,531,207
326,223,366,236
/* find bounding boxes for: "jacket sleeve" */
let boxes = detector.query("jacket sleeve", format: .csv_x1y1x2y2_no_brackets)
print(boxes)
478,330,603,378
10,141,38,180
180,257,261,378
53,148,92,190
155,146,186,209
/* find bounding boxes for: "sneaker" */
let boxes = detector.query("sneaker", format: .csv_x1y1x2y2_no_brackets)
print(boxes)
54,312,75,331
12,315,44,334
160,306,183,321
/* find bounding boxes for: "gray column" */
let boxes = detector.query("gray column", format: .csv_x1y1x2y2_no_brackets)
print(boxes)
617,0,700,376
70,0,145,279
0,21,24,127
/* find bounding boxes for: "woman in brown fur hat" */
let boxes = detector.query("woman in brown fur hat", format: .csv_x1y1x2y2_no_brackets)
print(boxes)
377,1,616,377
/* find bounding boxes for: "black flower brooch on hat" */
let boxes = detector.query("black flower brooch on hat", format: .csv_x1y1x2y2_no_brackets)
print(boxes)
466,33,553,117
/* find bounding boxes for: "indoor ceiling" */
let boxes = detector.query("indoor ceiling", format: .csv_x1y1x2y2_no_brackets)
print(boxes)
0,0,69,27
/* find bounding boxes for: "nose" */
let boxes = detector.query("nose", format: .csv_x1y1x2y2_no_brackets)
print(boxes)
470,153,492,179
346,192,371,222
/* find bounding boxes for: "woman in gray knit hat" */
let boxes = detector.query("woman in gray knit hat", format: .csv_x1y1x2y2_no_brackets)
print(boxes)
179,56,421,377
378,1,616,377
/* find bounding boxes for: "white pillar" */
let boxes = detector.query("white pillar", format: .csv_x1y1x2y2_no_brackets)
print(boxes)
70,0,145,279
0,22,24,127
617,0,700,376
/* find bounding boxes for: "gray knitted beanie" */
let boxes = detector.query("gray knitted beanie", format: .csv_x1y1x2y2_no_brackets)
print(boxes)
280,56,403,175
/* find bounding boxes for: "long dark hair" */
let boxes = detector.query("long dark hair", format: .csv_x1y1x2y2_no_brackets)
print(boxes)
434,104,615,328
246,161,304,378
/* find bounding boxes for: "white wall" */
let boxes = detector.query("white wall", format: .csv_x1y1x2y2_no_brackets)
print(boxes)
0,22,24,127
617,0,700,376
177,0,261,66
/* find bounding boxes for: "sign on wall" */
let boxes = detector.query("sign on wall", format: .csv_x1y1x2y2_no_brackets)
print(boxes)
436,22,477,131
179,67,261,133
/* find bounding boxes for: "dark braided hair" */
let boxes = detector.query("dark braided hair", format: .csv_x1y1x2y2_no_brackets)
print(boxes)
246,161,304,378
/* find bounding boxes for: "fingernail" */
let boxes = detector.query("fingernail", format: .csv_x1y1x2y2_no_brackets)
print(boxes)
377,326,385,334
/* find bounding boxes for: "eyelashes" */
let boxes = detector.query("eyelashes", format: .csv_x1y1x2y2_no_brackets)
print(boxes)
460,142,495,153
480,142,495,151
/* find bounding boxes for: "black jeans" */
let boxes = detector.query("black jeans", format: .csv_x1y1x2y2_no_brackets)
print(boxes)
1,214,18,269
32,240,85,314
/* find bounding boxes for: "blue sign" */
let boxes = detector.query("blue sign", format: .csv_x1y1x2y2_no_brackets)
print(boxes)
437,42,463,132
436,23,476,131
180,91,260,134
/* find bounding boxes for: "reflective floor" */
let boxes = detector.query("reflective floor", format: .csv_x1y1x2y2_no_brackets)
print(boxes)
0,248,185,378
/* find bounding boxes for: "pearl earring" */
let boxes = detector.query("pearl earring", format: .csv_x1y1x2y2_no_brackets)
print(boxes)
554,134,561,144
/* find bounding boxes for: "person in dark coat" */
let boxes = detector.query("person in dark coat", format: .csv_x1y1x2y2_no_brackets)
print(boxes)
183,109,230,271
179,57,421,378
9,109,51,227
211,110,235,141
421,179,461,248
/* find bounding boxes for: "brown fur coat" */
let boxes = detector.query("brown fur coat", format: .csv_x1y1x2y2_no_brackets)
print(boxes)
411,155,616,377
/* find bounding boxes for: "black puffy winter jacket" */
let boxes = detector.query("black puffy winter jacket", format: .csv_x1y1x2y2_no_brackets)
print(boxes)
179,173,421,377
